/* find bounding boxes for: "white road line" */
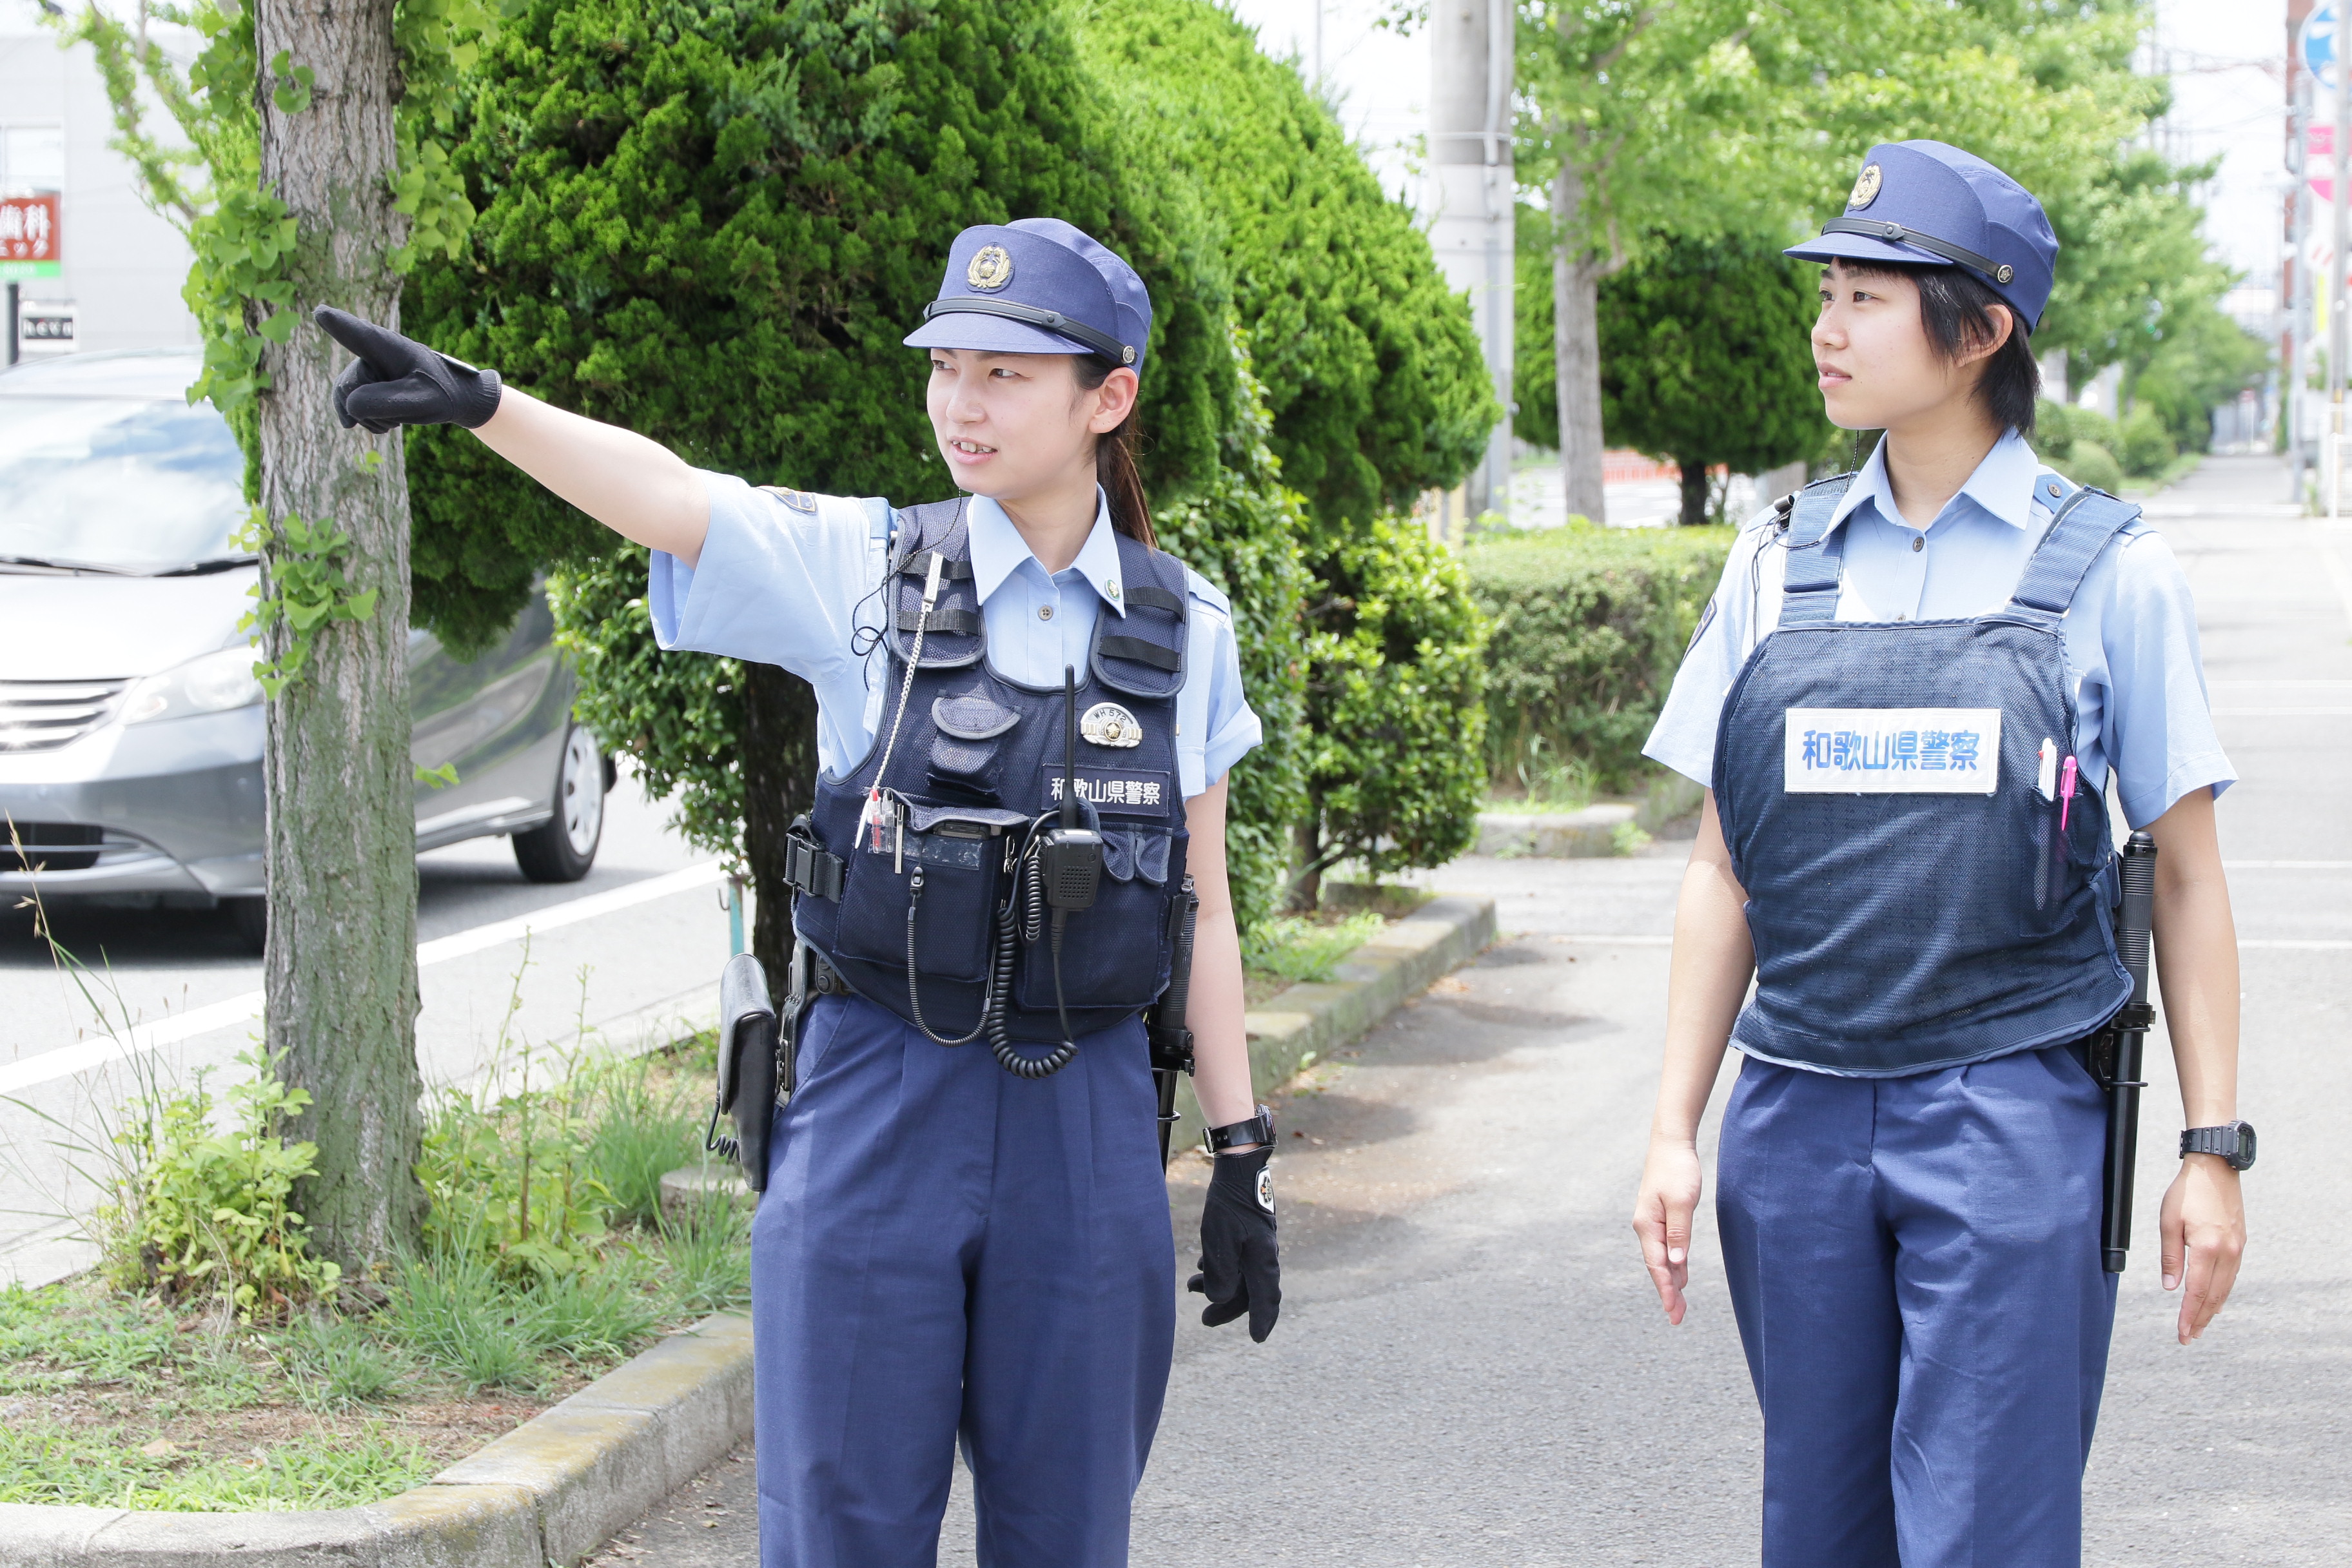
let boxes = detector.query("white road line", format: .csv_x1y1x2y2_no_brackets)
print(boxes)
2208,680,2352,689
2210,707,2352,716
1544,934,1676,945
2314,524,2352,632
0,862,724,1097
2239,939,2352,951
2223,861,2352,870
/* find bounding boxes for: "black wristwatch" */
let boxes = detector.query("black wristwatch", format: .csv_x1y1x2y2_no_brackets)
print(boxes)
2180,1121,2257,1171
1207,1105,1275,1153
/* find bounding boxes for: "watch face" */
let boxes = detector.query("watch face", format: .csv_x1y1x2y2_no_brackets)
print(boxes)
2235,1122,2257,1170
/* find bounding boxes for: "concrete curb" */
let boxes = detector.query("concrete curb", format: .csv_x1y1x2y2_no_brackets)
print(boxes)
1168,894,1497,1149
1475,770,1703,858
0,1311,752,1568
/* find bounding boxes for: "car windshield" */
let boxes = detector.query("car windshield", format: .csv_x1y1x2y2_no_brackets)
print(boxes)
0,394,249,574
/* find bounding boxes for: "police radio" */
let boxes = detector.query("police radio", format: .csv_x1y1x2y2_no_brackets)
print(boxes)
1036,667,1105,912
984,669,1102,1079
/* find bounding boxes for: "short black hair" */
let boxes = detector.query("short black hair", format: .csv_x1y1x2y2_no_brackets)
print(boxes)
1836,260,2041,437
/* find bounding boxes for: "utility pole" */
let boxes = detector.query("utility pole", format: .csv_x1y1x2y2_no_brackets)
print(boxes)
2333,6,2349,513
1428,0,1514,530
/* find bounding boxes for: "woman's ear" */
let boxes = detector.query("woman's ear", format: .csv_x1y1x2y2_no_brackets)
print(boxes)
1961,303,2015,369
1086,365,1140,433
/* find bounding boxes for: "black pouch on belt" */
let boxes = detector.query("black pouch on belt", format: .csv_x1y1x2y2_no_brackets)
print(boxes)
710,948,794,1191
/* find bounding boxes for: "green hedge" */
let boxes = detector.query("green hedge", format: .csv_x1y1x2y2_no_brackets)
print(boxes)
1464,523,1735,795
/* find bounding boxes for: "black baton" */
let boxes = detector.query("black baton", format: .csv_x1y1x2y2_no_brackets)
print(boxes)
1148,876,1200,1169
2100,831,2159,1273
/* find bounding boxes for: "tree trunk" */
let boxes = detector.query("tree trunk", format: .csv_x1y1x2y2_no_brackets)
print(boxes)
254,0,423,1271
1678,461,1710,527
1551,155,1609,525
1288,814,1322,914
740,662,823,1001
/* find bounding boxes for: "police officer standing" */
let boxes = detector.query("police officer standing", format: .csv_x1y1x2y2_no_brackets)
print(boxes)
315,217,1282,1567
1631,142,2253,1567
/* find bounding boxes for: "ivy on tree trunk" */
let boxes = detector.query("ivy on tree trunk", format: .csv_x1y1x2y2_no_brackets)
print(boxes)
253,0,426,1271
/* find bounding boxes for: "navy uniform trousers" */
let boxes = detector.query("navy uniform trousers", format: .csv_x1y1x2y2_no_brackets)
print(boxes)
750,992,1176,1568
1716,1041,2120,1568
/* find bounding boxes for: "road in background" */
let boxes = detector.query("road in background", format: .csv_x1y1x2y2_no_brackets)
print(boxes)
598,455,2350,1564
0,768,732,1286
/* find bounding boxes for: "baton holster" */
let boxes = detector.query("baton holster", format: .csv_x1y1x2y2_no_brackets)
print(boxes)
1146,876,1200,1169
709,937,812,1193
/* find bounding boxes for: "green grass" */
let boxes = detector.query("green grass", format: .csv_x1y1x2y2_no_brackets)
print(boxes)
585,1057,706,1226
1242,911,1386,987
0,1418,436,1511
656,1199,754,1317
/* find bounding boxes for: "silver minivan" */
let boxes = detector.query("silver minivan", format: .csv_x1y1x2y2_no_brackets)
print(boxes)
0,349,607,950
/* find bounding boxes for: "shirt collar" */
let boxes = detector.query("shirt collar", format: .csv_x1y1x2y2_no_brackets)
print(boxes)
963,489,1128,616
1828,429,2043,535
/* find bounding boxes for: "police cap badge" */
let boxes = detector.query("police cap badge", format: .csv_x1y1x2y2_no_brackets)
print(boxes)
966,245,1014,291
1847,163,1883,210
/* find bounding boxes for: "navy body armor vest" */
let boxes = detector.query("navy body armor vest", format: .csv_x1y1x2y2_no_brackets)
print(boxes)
792,498,1192,1052
1711,473,2136,1075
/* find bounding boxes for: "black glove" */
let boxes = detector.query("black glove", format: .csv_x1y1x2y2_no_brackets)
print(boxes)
313,306,503,434
1188,1144,1280,1342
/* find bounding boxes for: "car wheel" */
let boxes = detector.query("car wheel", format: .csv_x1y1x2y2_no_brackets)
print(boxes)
224,896,267,955
513,726,605,883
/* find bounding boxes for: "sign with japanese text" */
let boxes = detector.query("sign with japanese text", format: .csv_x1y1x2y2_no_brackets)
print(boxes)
0,193,61,280
1783,707,2001,795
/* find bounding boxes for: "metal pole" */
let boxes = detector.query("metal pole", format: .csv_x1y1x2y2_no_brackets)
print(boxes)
2288,80,2307,498
2331,25,2348,513
1482,0,1513,525
4,283,17,368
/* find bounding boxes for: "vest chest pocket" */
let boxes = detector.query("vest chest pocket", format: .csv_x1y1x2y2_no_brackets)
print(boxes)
834,808,1015,983
1016,824,1180,1012
928,693,1019,803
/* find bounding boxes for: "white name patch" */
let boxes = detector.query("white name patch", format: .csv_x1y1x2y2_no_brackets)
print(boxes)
1783,707,2001,794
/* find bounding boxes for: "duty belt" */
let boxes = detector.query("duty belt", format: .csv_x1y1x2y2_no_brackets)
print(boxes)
809,949,853,997
783,816,845,901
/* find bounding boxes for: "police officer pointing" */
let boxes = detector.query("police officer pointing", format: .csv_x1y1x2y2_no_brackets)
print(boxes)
1631,143,2251,1567
316,217,1282,1567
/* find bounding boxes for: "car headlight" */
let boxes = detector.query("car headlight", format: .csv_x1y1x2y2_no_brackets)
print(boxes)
120,645,266,726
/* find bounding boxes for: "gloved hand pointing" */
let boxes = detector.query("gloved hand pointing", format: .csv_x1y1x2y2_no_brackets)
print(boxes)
313,306,504,434
1189,1144,1280,1342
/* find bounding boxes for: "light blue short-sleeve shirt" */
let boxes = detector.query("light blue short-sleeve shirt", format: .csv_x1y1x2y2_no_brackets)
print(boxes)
1643,431,2233,830
647,473,1261,800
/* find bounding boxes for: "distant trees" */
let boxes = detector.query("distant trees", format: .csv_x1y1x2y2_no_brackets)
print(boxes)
1520,228,1825,524
1512,0,2238,510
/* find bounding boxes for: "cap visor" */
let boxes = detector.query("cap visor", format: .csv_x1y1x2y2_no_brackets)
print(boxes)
903,313,1104,359
1784,232,1955,269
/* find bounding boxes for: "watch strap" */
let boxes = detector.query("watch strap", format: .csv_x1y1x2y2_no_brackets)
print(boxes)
1207,1106,1275,1153
2180,1122,2253,1169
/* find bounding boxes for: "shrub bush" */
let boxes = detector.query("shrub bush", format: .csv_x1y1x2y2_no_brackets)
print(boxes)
1293,515,1489,904
1464,523,1736,795
2065,440,2126,494
406,0,1306,969
2117,404,2177,478
1073,0,1494,532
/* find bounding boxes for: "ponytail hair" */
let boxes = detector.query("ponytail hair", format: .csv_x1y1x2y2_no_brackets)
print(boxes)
1074,357,1156,549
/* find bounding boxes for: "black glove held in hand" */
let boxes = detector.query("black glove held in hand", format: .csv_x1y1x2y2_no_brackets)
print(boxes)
1188,1144,1280,1342
313,306,502,433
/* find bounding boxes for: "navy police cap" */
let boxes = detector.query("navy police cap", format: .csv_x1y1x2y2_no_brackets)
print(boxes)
904,219,1152,375
1785,141,2057,333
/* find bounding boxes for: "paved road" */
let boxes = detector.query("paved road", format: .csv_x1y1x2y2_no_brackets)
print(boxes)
0,770,734,1286
464,455,2352,1562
